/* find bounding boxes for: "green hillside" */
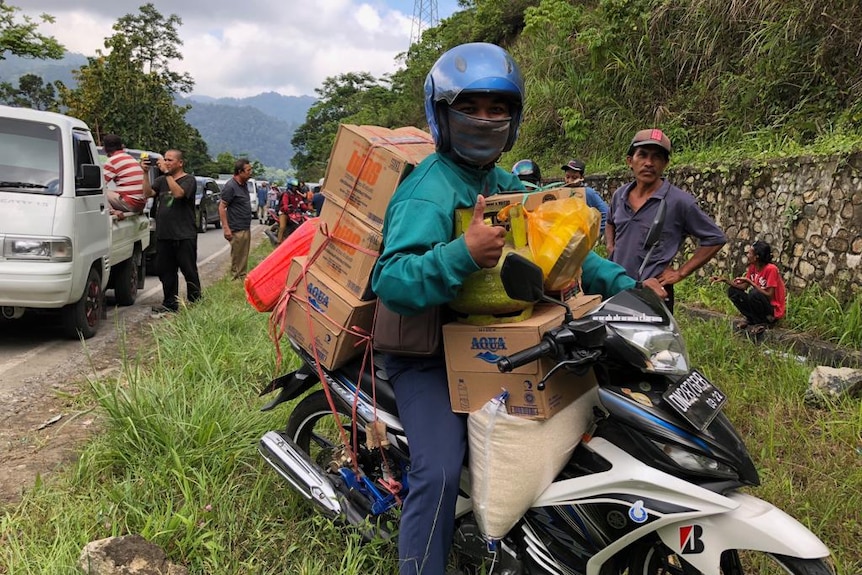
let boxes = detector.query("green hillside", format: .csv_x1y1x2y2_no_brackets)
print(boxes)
291,0,862,178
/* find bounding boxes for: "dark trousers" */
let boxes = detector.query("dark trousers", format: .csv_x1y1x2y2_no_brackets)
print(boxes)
385,354,467,575
156,238,201,310
727,286,773,325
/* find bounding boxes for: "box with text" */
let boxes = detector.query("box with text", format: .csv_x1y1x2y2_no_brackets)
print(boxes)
322,124,436,230
282,257,376,370
444,304,591,419
309,198,382,301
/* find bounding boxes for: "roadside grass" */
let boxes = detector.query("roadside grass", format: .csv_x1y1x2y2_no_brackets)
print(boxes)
678,276,862,350
1,249,859,574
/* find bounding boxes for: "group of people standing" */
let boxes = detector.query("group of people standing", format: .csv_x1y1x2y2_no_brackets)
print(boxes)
102,134,331,313
103,136,254,314
509,134,785,322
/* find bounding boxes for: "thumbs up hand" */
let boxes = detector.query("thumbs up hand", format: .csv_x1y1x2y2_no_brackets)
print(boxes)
464,195,506,268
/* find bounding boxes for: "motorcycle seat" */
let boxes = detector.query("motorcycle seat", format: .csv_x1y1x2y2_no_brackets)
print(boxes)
339,354,398,415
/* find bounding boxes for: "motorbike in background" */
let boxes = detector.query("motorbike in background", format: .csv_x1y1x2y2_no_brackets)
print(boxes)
256,248,834,574
264,203,312,247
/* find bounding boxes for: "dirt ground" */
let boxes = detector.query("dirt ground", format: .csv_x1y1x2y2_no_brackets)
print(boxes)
0,243,237,508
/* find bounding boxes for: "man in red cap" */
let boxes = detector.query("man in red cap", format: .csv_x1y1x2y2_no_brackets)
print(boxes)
605,128,726,311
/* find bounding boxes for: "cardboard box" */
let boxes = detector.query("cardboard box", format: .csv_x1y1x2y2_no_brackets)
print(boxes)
522,186,586,210
444,304,597,419
308,197,381,301
562,292,603,317
454,192,530,248
282,257,376,370
322,124,436,230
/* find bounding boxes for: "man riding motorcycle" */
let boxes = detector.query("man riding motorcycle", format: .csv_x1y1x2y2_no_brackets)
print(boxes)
369,42,662,575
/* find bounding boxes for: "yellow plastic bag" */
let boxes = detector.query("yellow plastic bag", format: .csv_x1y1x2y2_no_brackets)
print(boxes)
526,197,600,291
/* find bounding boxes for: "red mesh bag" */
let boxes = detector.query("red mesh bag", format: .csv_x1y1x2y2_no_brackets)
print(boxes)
245,217,319,311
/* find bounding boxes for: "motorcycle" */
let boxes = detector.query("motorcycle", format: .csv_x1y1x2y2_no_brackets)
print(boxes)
257,218,833,574
264,203,312,247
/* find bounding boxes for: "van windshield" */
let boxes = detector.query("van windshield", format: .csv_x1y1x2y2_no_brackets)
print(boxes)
0,117,62,195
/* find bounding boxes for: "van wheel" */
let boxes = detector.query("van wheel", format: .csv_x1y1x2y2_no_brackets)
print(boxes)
198,209,207,233
62,267,103,339
113,247,140,306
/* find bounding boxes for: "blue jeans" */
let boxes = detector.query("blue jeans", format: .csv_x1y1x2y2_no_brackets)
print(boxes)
385,354,467,575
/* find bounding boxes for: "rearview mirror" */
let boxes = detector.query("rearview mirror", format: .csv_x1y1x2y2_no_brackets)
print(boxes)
500,252,545,304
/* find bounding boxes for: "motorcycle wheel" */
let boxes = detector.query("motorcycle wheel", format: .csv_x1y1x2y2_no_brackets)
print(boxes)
615,541,834,575
285,390,360,468
285,390,399,542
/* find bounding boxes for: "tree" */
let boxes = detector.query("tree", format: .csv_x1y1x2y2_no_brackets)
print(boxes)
291,72,394,180
0,2,64,61
0,73,60,110
60,3,203,162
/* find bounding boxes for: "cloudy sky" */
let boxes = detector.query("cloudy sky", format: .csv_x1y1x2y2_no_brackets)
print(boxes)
14,0,461,99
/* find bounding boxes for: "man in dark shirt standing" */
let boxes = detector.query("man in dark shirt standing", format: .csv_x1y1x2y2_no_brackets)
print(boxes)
606,129,726,311
142,149,201,314
218,158,254,279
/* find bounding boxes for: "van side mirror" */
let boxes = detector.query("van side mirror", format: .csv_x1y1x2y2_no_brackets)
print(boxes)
76,164,102,194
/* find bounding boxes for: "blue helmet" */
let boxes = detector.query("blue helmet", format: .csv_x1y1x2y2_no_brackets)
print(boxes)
511,159,541,185
424,43,525,153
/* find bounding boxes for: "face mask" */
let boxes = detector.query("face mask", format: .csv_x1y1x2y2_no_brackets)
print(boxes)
447,108,511,167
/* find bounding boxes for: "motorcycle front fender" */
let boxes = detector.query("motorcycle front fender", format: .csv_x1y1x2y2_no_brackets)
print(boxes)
656,492,831,574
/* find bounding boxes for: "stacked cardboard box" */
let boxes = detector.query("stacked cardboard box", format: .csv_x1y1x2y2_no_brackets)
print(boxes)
284,124,436,369
281,257,376,370
443,296,601,420
321,124,437,230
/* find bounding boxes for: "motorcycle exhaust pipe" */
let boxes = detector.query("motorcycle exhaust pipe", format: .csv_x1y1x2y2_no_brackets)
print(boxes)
258,431,344,517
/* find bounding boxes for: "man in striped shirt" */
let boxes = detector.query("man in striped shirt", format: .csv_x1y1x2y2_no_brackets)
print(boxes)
103,134,145,216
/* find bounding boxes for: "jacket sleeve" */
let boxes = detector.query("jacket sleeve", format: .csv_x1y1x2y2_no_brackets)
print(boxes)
580,251,636,297
372,198,479,316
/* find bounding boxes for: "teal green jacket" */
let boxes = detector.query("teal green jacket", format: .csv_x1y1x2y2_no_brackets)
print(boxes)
371,153,635,316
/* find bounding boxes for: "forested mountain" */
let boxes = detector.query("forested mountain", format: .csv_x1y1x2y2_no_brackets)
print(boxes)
0,53,316,170
186,92,315,125
182,99,311,169
0,53,87,87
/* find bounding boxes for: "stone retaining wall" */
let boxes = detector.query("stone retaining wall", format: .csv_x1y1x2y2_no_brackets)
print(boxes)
585,153,862,297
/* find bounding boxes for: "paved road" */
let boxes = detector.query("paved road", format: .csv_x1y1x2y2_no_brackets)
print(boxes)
0,224,241,392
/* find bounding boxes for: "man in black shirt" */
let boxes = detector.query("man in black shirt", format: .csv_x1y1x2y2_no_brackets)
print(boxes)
218,158,254,279
142,149,201,313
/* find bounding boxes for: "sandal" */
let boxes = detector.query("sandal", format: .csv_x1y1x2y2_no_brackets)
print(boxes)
749,324,767,335
733,319,749,330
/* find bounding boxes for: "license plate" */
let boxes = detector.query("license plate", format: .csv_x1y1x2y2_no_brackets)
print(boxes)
662,370,727,431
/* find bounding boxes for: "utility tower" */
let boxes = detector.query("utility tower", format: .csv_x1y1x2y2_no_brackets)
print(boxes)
410,0,439,46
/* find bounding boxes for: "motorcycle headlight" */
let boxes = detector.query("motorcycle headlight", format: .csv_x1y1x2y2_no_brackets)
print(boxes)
652,440,738,478
3,237,73,262
610,318,689,374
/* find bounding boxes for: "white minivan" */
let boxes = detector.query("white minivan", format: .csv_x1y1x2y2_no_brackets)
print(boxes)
0,106,150,338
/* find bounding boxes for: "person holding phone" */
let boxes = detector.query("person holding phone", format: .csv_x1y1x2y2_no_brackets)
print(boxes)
141,149,201,314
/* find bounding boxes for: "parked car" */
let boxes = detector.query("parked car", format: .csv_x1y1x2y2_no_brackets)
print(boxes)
194,176,222,233
247,178,260,219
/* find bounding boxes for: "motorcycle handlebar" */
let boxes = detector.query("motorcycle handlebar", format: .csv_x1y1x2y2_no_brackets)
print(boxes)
496,338,555,373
